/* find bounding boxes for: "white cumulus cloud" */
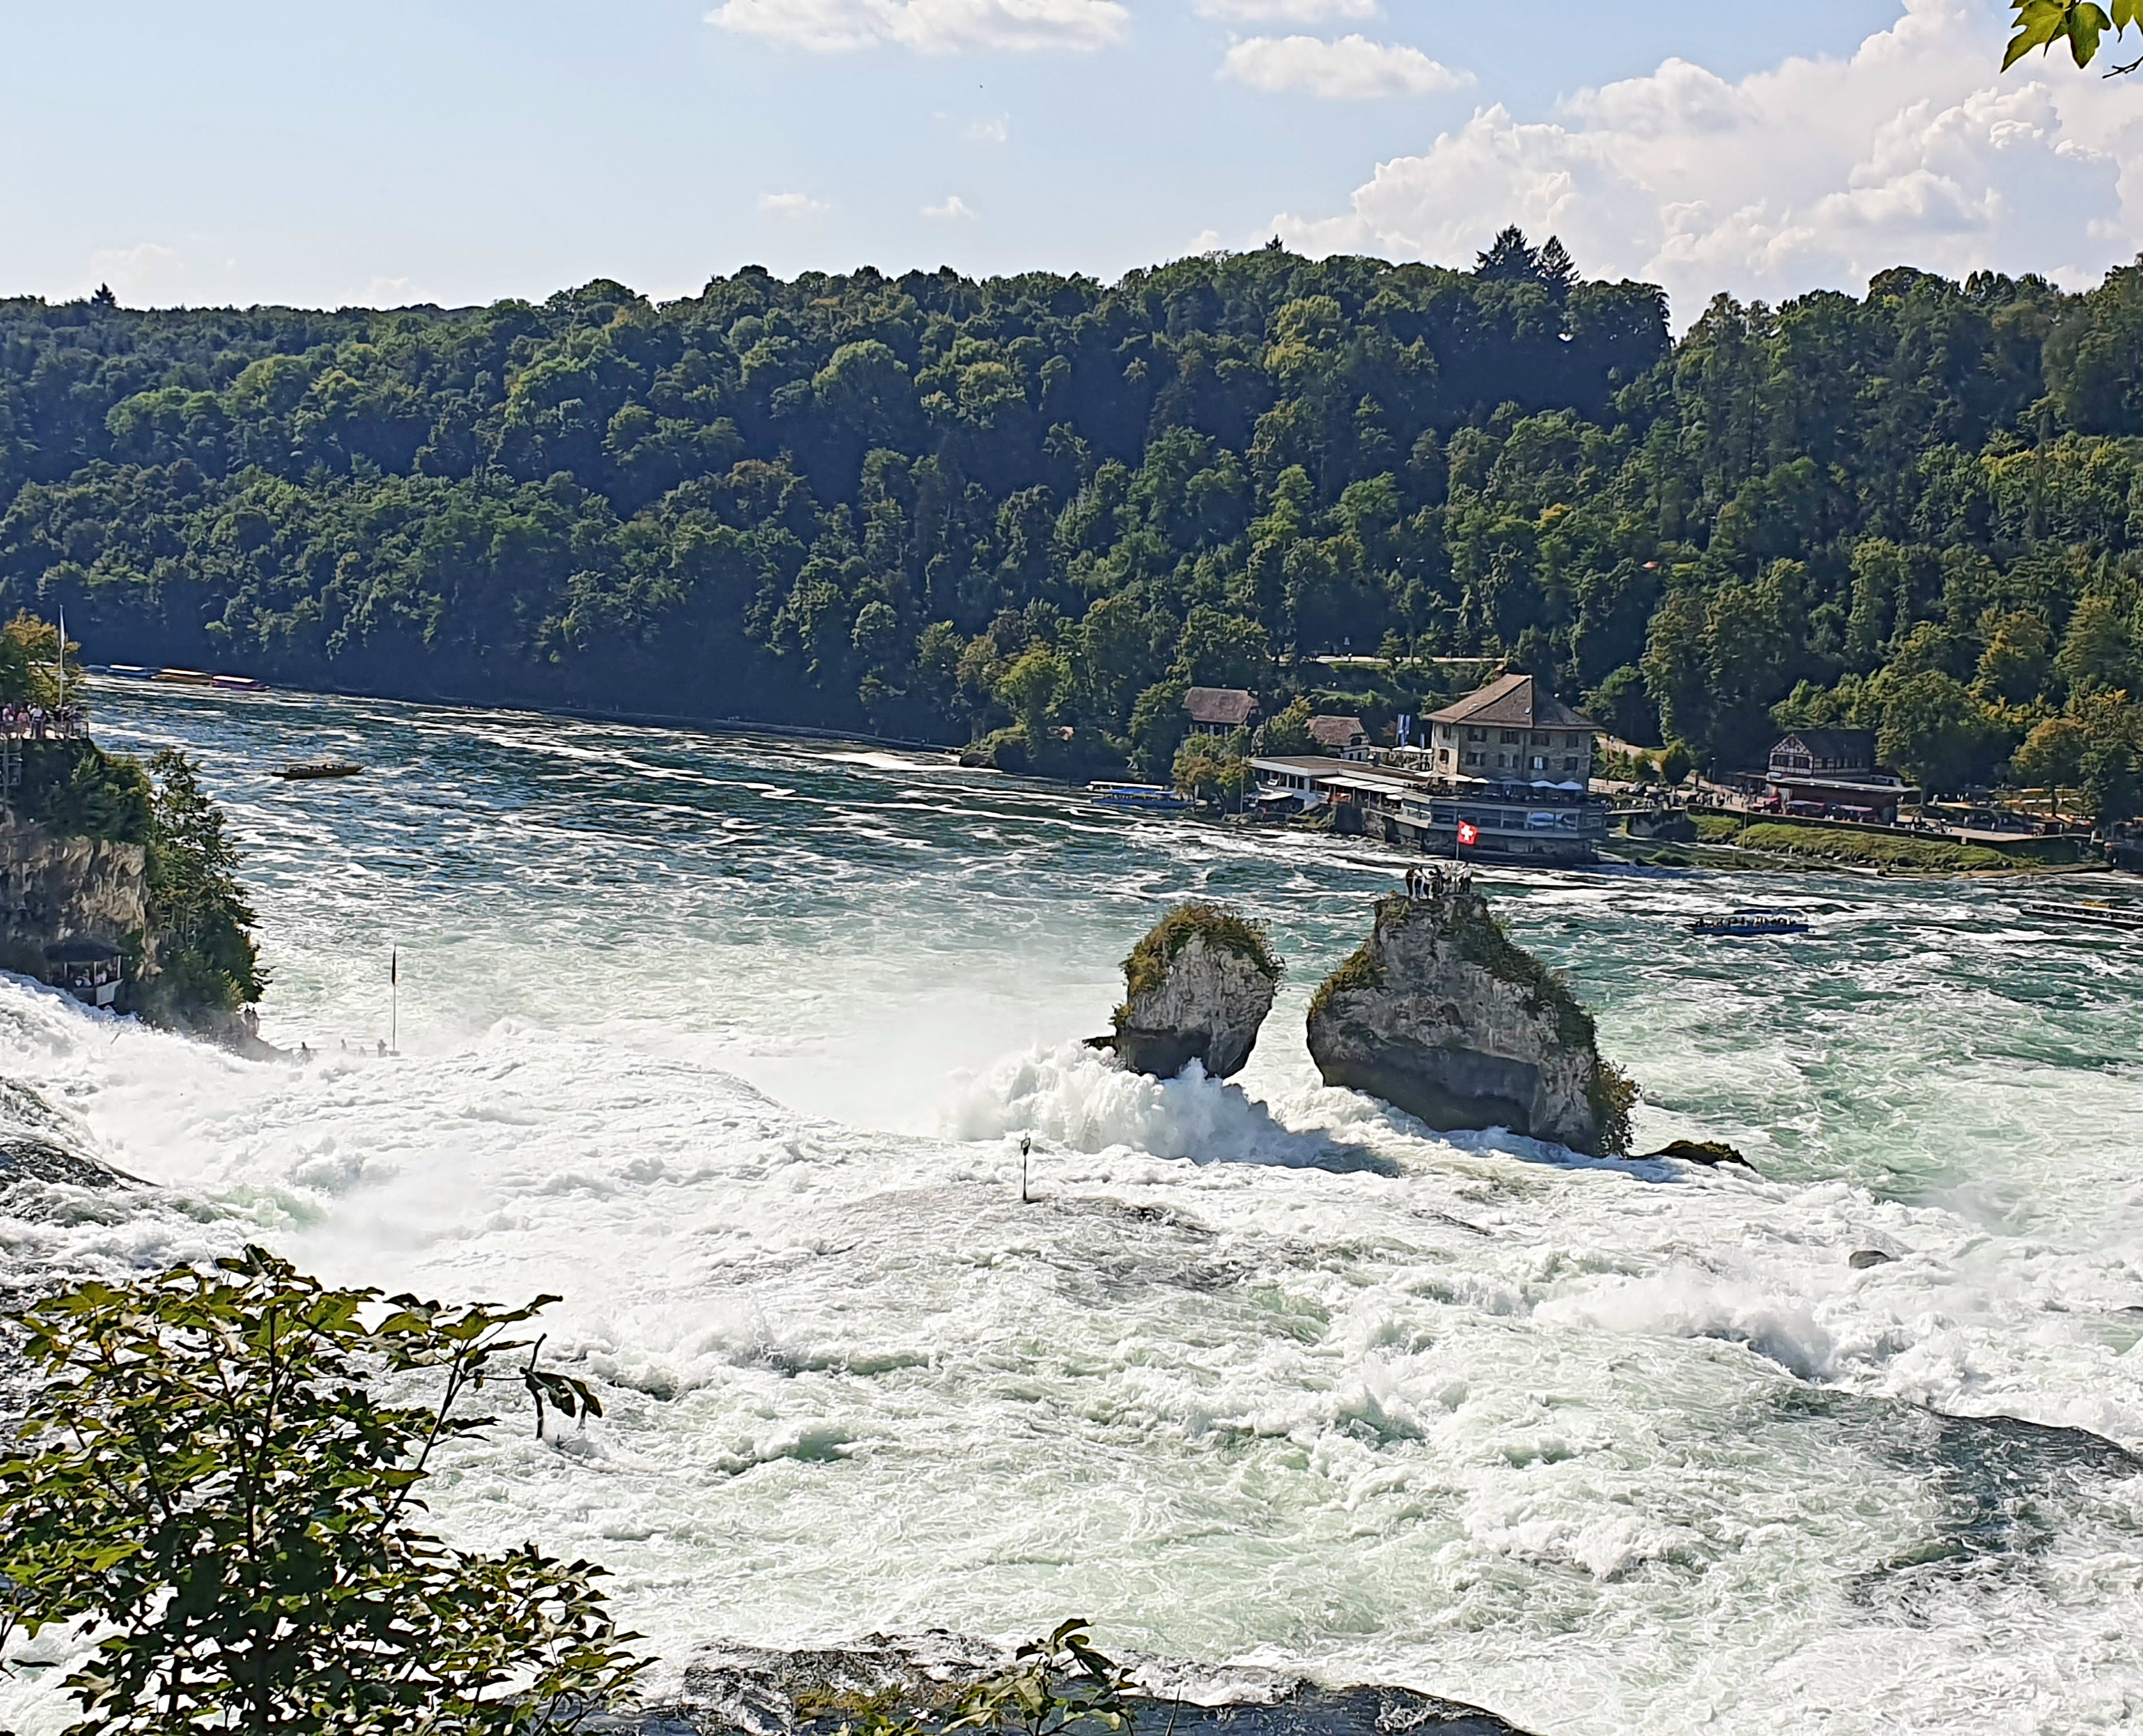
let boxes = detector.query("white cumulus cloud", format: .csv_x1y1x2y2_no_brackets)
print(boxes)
1196,0,1376,21
1221,34,1469,99
759,191,830,215
923,193,980,219
708,0,1125,52
1272,0,2143,321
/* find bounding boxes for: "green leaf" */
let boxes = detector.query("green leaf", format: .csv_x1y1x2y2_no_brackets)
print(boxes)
2006,0,2076,64
2071,0,2110,61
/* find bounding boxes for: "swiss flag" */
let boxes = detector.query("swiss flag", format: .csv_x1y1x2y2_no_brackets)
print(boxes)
1456,820,1479,847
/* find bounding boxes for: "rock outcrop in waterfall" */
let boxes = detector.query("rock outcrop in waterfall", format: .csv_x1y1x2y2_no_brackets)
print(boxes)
1306,886,1634,1155
1106,902,1281,1080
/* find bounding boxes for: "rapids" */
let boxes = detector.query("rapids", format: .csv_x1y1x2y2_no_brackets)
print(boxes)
3,683,2141,1735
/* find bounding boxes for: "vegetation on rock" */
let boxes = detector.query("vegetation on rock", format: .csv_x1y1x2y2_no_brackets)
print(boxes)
830,1622,1139,1736
10,738,152,843
1119,901,1280,1012
137,747,264,1017
2,612,262,1024
1305,936,1384,1025
1432,892,1599,1054
0,1247,645,1736
1587,1060,1640,1158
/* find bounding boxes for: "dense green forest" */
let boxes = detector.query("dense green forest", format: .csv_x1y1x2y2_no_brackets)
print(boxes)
5,231,2142,813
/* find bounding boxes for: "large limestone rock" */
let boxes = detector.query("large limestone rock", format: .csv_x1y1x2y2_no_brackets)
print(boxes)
1108,902,1281,1080
0,814,149,983
1307,888,1633,1154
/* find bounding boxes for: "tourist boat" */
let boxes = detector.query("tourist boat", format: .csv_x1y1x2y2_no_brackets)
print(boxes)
1085,781,1192,813
2020,900,2143,931
1692,908,1811,936
276,761,365,781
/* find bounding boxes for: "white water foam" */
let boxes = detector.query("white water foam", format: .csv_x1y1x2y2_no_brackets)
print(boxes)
2,685,2140,1736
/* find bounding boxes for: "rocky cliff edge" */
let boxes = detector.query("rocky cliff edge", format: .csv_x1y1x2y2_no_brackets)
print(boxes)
0,813,149,983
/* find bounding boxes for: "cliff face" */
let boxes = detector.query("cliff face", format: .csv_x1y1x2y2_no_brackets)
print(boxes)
0,815,150,983
1307,890,1630,1155
1110,904,1281,1080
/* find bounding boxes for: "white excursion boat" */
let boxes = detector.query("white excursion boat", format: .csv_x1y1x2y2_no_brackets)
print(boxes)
2021,900,2143,932
1085,781,1193,813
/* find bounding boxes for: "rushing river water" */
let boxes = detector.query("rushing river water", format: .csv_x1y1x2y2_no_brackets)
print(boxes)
5,684,2143,1735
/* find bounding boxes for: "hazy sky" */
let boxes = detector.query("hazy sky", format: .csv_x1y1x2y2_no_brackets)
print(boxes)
3,0,2137,323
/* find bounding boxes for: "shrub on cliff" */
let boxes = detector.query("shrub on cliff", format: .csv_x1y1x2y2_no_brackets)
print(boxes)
137,747,262,1016
0,1246,645,1736
1119,902,1281,1012
13,739,152,843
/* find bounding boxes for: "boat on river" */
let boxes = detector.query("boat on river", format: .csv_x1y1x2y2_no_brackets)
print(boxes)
1086,781,1192,813
1692,907,1811,937
92,664,265,690
276,761,365,781
2020,899,2143,931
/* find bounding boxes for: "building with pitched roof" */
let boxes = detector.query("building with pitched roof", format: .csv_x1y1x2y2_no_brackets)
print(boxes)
1425,673,1599,781
1183,687,1258,735
1764,728,1911,822
1306,714,1371,760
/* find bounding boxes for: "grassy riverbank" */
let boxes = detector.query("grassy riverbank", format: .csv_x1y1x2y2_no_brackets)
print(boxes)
1684,812,2086,873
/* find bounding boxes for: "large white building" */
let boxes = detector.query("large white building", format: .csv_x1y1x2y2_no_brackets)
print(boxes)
1425,672,1600,781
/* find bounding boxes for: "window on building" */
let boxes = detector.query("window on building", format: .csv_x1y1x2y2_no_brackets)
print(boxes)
1531,732,1549,746
1562,756,1579,772
1530,755,1546,771
1467,726,1486,742
1500,730,1520,745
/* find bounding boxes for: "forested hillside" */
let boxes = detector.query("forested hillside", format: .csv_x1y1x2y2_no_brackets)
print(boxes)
5,232,2142,812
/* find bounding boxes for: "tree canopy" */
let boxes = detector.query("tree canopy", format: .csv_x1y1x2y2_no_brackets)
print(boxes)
5,241,2143,811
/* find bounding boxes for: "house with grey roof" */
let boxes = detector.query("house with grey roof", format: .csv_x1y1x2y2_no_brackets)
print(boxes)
1183,687,1259,735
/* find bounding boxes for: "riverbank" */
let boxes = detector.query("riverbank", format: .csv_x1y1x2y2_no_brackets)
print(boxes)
1666,813,2100,875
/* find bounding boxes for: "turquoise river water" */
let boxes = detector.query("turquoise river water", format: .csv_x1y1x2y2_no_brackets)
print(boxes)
2,683,2141,1734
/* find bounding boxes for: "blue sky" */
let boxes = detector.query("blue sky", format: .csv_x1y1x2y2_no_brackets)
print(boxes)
2,0,2137,323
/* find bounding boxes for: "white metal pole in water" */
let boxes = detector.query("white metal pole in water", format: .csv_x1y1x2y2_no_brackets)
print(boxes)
1020,1134,1031,1203
390,948,399,1056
